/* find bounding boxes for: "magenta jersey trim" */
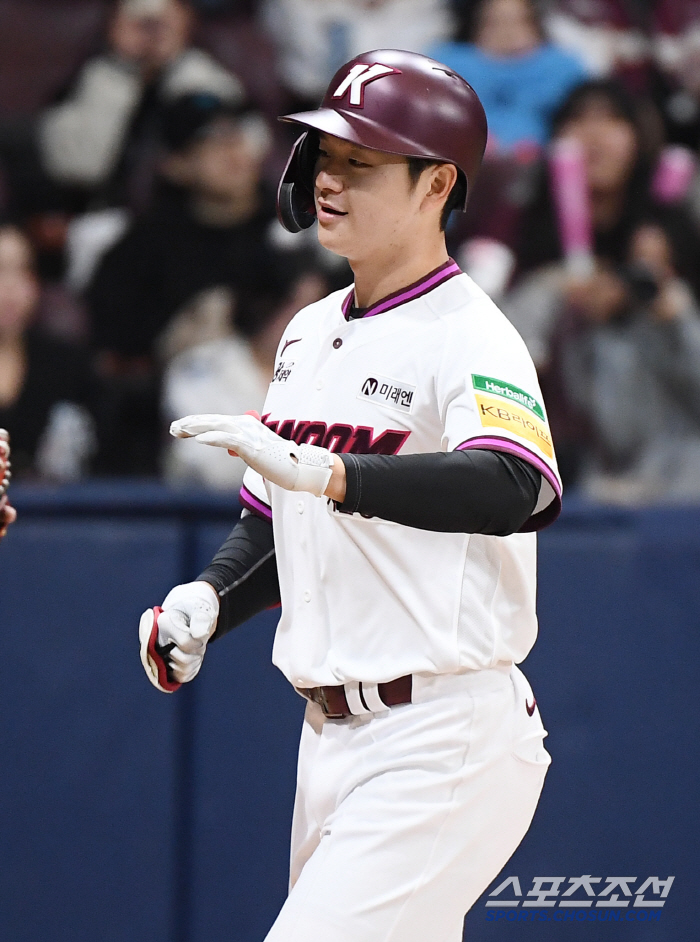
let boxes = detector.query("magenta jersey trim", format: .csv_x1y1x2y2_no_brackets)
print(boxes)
456,436,562,532
342,258,462,321
240,485,272,521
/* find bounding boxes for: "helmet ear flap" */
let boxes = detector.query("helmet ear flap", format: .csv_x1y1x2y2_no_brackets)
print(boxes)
277,131,319,233
278,181,312,234
455,170,468,212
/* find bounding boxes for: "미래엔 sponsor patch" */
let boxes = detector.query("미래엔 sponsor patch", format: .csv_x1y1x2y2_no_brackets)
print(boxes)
358,375,415,413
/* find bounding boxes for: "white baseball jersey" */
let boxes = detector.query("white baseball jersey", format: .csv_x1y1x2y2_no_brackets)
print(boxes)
240,259,562,689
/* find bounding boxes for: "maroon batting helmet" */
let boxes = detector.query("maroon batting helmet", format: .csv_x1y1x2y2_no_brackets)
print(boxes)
277,48,488,232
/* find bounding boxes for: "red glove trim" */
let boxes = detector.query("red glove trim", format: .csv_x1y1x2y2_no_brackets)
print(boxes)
148,607,182,693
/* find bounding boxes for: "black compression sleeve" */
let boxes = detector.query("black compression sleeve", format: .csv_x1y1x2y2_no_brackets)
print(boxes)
197,512,280,640
337,450,541,535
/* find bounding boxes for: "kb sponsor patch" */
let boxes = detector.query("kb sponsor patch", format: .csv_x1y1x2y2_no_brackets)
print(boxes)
476,394,553,458
358,375,415,413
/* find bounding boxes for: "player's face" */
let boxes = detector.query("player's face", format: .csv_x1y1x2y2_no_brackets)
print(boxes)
313,134,430,263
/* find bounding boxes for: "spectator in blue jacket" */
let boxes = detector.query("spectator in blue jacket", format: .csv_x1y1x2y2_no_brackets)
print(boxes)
430,0,588,153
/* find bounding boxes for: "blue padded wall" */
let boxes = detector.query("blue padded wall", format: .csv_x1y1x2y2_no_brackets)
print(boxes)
1,488,697,941
464,506,699,941
0,517,181,942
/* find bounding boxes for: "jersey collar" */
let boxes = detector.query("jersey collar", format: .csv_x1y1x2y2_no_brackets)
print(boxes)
342,258,462,321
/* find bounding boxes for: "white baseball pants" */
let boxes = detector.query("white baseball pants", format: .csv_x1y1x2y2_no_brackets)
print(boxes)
264,665,550,942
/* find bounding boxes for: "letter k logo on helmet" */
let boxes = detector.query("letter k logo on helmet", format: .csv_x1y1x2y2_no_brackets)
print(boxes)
332,63,401,108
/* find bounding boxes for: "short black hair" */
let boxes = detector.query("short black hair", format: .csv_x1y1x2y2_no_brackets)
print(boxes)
406,158,466,230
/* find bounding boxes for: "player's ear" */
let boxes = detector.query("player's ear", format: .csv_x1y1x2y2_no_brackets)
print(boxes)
426,164,458,204
420,164,458,228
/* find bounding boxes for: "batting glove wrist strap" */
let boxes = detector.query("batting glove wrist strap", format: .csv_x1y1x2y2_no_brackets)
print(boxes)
170,413,334,498
293,443,335,495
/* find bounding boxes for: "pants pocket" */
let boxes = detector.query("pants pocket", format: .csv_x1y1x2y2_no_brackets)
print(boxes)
510,665,552,768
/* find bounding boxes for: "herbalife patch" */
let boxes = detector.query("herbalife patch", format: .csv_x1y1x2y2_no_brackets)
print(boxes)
472,375,544,420
358,375,415,413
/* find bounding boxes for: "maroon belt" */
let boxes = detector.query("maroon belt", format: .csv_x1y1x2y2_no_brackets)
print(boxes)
297,675,413,719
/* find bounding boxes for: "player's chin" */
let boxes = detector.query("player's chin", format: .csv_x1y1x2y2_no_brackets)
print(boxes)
316,219,352,256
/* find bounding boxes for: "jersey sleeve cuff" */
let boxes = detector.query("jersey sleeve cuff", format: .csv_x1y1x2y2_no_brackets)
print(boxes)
240,484,272,522
456,436,562,531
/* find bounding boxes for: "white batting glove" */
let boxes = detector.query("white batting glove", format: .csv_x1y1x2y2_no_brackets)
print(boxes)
139,581,220,692
170,413,334,498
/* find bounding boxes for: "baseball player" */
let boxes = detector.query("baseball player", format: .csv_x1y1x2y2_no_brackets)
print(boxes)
140,49,562,941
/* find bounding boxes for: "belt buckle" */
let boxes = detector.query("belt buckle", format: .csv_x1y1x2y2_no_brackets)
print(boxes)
315,685,346,719
296,684,349,719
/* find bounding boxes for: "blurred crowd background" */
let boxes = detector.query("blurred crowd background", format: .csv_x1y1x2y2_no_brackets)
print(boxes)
3,0,700,504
